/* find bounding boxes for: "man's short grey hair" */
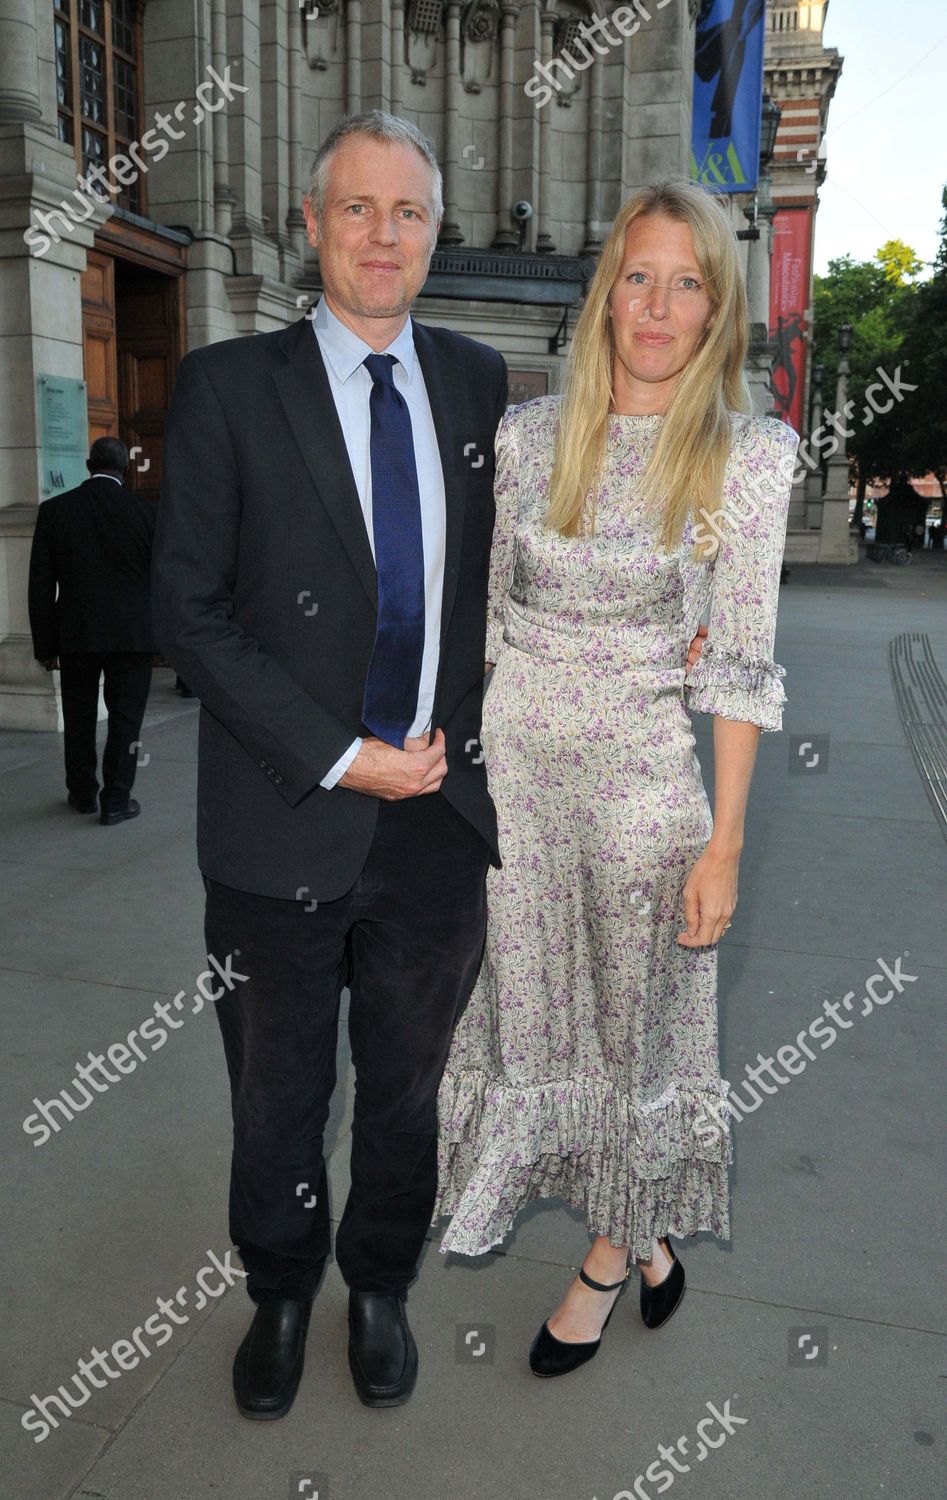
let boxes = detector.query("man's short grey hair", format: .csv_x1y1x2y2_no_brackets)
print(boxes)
307,110,443,225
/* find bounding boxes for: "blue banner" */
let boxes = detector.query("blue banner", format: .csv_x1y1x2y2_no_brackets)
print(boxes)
691,0,767,194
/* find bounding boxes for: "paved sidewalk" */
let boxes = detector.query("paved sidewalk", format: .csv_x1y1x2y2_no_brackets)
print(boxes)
3,549,945,1500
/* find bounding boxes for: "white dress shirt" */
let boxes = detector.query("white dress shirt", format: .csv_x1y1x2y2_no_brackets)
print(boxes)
310,297,447,789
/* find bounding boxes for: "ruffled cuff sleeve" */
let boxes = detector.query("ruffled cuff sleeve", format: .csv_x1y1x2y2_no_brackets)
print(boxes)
683,416,798,733
683,642,787,732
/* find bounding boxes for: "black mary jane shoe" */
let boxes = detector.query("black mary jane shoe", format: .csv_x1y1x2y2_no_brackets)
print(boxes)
639,1237,686,1330
528,1262,630,1378
233,1296,313,1420
348,1290,418,1407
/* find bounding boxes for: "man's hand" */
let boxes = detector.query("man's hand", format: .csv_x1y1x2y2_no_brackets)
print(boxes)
339,728,448,800
685,624,708,675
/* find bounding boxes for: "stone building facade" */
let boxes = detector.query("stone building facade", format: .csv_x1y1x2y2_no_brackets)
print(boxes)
0,0,838,731
765,0,848,560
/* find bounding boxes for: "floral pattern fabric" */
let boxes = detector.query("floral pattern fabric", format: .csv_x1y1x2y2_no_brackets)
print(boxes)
435,395,799,1258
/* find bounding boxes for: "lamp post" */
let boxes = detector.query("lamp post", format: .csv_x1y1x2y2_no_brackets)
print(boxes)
805,360,825,532
743,92,782,415
818,323,857,562
760,91,782,185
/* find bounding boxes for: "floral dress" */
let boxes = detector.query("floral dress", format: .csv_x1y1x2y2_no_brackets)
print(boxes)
435,395,799,1258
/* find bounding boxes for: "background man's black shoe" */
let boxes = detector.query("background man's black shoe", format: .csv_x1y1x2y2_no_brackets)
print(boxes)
67,793,97,813
348,1291,418,1407
233,1297,313,1420
99,798,140,826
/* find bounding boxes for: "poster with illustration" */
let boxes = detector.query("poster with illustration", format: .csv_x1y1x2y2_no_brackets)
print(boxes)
691,0,767,194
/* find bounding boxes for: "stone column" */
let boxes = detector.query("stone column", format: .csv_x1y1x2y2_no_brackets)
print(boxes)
286,0,305,261
535,5,556,252
621,0,695,188
346,0,363,115
0,114,108,727
492,2,519,249
439,1,464,246
0,0,110,727
212,0,235,238
0,0,42,122
819,353,856,561
582,37,604,256
390,0,405,117
743,178,777,416
216,1,282,281
803,369,825,534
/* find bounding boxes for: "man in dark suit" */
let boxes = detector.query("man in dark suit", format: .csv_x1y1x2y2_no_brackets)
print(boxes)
152,112,506,1418
28,437,155,825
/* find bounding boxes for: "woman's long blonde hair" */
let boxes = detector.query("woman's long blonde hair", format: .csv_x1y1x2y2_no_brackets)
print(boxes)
545,180,751,552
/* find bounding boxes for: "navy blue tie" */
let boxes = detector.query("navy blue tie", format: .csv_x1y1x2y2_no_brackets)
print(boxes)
361,352,426,747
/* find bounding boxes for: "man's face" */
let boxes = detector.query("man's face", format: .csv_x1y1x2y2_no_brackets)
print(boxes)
303,136,440,330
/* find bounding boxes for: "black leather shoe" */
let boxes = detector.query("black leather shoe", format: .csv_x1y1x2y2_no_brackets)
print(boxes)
67,793,97,813
348,1291,418,1407
99,797,140,826
233,1297,312,1420
529,1262,630,1378
639,1237,685,1330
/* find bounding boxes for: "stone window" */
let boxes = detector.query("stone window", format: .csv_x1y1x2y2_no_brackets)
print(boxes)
53,0,144,214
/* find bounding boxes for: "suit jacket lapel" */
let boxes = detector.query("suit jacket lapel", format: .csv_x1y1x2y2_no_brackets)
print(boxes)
413,322,469,647
272,316,378,609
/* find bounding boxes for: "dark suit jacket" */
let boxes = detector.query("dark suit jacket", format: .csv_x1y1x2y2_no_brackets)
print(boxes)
28,476,156,661
152,313,508,901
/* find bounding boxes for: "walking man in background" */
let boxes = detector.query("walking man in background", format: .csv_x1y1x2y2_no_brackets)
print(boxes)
28,436,155,825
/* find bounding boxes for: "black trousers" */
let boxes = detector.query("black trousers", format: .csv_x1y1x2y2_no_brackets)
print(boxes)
58,652,153,813
203,791,490,1303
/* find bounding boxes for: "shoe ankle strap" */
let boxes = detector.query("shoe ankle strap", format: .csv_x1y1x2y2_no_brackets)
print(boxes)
578,1263,630,1293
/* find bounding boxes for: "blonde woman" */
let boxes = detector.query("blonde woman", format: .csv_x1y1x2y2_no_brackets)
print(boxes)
436,180,798,1376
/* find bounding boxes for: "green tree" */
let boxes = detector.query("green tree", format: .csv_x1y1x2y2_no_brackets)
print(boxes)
812,242,923,516
902,188,947,499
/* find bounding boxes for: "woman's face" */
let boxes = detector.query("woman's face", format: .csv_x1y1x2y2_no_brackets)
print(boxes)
608,212,714,412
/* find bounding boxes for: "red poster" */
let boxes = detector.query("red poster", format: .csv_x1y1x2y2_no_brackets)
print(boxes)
768,207,811,435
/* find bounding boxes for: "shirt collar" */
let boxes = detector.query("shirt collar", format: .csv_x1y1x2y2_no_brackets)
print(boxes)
311,295,417,385
89,473,123,485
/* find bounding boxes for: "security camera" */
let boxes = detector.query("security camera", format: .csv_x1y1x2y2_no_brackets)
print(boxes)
512,200,534,222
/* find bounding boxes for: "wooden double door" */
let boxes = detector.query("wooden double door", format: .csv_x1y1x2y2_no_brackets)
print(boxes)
81,230,186,502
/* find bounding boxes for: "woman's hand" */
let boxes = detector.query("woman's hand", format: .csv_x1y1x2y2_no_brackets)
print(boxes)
677,840,740,947
685,623,708,675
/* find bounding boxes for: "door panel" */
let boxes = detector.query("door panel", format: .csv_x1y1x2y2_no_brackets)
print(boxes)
80,245,184,503
116,261,182,502
81,251,118,440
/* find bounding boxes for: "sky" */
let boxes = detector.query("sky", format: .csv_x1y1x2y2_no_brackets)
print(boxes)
813,0,947,275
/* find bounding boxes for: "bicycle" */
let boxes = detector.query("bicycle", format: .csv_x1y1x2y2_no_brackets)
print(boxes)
869,542,912,565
